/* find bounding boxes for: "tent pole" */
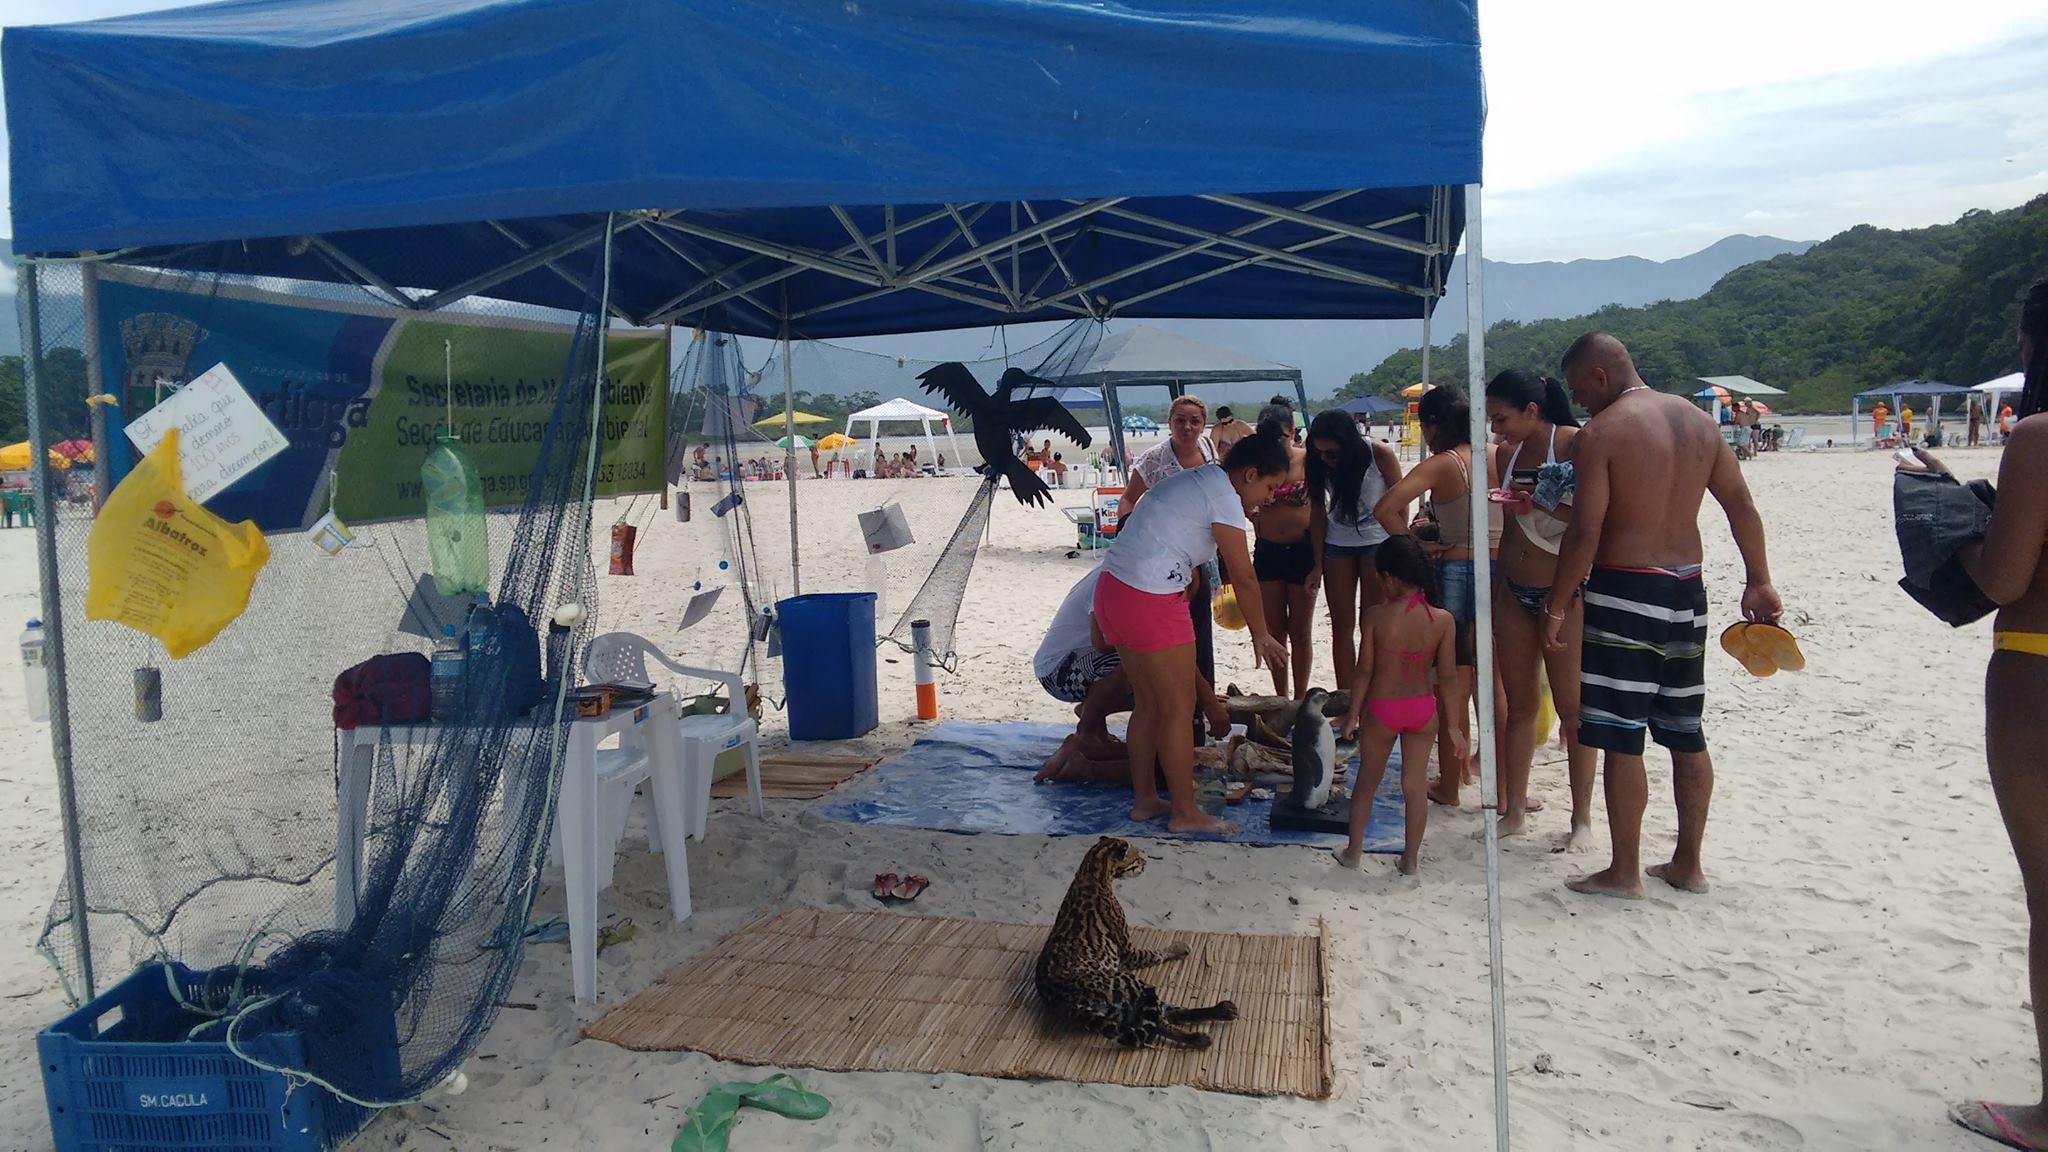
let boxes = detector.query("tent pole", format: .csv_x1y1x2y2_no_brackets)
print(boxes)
1852,399,1859,445
779,295,801,596
1464,182,1511,1152
19,264,95,1002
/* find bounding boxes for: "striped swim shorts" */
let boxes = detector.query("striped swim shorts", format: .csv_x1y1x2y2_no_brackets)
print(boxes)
1039,646,1123,705
1577,564,1708,756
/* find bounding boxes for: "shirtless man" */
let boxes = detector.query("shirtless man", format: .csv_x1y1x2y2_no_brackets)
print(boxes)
1542,332,1782,899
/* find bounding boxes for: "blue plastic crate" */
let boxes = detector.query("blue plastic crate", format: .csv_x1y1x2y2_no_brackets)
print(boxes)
38,963,371,1152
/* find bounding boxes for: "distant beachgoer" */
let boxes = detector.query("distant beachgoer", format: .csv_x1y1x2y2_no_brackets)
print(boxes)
1042,440,1067,483
2002,403,2016,441
1872,402,1889,441
1210,406,1252,456
1910,278,2048,1152
1546,331,1782,900
1902,405,1915,441
809,442,821,478
1970,397,1984,447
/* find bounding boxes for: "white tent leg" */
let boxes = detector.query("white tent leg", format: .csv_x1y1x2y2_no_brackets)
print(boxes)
1852,399,1860,445
1464,182,1511,1152
924,419,940,474
780,322,801,596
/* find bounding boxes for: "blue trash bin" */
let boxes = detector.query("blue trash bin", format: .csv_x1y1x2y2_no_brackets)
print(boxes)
777,592,879,741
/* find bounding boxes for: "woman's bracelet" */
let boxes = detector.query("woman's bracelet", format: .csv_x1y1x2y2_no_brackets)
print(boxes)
1543,608,1566,622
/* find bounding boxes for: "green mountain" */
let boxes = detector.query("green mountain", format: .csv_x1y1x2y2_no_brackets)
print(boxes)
1339,194,2048,413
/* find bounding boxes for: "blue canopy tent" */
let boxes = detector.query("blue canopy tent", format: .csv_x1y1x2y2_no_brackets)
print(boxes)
1851,380,1976,443
1339,394,1408,415
7,1,1511,1146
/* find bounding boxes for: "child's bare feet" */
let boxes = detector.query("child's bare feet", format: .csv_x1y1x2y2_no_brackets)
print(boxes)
1331,846,1362,870
1166,810,1236,836
1397,851,1419,876
1494,812,1527,839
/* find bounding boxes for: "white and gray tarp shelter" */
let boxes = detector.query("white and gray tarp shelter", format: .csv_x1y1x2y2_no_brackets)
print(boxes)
5,0,1514,1146
1977,371,2024,412
842,396,963,472
1032,324,1309,464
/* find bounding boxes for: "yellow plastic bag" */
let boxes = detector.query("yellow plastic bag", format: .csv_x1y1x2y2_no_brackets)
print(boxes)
1212,583,1248,631
87,429,269,658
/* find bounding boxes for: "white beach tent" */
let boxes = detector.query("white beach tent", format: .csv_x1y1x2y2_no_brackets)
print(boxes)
844,397,964,472
1977,371,2024,407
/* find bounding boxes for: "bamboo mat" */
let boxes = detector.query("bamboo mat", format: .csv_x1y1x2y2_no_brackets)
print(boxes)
583,908,1331,1099
711,754,875,800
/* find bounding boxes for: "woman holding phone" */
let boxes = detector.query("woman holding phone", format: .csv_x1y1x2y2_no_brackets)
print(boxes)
1484,369,1594,845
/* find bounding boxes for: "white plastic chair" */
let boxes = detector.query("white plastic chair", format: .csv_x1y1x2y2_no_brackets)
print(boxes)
583,633,763,840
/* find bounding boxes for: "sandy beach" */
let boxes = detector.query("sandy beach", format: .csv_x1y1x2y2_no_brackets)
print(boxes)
0,443,2032,1151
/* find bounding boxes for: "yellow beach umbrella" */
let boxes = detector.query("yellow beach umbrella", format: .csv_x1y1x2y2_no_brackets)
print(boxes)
753,409,831,427
1400,382,1432,398
0,441,70,471
815,431,856,451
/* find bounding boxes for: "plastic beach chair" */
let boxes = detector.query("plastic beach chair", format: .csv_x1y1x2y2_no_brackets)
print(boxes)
583,633,763,840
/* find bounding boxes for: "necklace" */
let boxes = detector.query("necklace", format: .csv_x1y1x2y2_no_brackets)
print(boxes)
1618,384,1650,397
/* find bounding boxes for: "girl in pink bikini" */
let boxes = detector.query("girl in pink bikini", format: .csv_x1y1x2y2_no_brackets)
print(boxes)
1335,536,1464,876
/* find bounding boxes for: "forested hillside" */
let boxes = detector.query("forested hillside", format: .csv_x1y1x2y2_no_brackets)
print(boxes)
1340,194,2048,412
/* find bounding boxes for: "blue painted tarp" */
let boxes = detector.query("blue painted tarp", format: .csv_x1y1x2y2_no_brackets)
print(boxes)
818,721,1405,852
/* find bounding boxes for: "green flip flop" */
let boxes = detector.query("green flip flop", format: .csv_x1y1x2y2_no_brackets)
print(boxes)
672,1073,830,1152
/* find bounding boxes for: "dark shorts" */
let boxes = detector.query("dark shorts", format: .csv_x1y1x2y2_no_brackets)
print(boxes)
1039,647,1123,704
1254,536,1316,585
1438,558,1477,666
1323,541,1380,560
1577,565,1708,756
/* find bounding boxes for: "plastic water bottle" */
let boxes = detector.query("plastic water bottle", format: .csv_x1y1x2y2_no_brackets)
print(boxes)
464,595,500,715
20,620,48,724
431,625,467,723
423,435,489,596
865,554,889,624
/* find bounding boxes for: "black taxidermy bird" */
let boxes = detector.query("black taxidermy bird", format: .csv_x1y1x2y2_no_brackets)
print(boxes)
917,363,1092,507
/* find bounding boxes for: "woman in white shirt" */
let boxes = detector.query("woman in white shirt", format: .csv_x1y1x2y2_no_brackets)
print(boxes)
1097,428,1291,835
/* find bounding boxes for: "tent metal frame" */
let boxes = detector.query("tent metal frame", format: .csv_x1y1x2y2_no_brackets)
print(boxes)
15,183,1510,1152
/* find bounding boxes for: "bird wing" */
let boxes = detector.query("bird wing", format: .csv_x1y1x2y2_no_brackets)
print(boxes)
916,362,989,415
1007,395,1092,447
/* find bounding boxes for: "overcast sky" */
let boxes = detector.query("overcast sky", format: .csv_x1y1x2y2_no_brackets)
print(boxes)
2,0,2045,266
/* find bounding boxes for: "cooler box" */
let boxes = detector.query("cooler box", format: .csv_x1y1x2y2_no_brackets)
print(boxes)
777,592,879,741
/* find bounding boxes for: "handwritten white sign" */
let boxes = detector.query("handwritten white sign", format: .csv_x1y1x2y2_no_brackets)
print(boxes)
124,363,288,504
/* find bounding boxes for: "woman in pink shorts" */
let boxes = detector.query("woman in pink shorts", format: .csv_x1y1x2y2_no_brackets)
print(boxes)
1095,427,1292,834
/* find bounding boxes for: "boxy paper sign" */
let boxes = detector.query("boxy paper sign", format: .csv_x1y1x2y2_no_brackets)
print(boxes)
307,512,354,556
123,363,289,504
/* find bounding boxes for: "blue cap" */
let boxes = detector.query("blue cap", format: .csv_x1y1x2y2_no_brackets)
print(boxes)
442,624,457,636
26,619,41,629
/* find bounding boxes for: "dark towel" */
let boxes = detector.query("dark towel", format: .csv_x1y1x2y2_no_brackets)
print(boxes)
1894,471,1997,626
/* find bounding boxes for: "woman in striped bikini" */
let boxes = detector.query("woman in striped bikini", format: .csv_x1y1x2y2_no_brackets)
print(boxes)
1484,368,1595,849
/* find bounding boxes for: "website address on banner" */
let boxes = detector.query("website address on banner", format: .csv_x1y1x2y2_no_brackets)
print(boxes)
393,461,646,503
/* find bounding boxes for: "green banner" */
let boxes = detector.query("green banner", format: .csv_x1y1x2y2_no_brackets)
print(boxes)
336,319,667,522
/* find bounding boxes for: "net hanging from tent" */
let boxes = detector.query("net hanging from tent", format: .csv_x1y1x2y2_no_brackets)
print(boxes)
20,225,634,1140
665,324,779,679
755,319,1107,666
